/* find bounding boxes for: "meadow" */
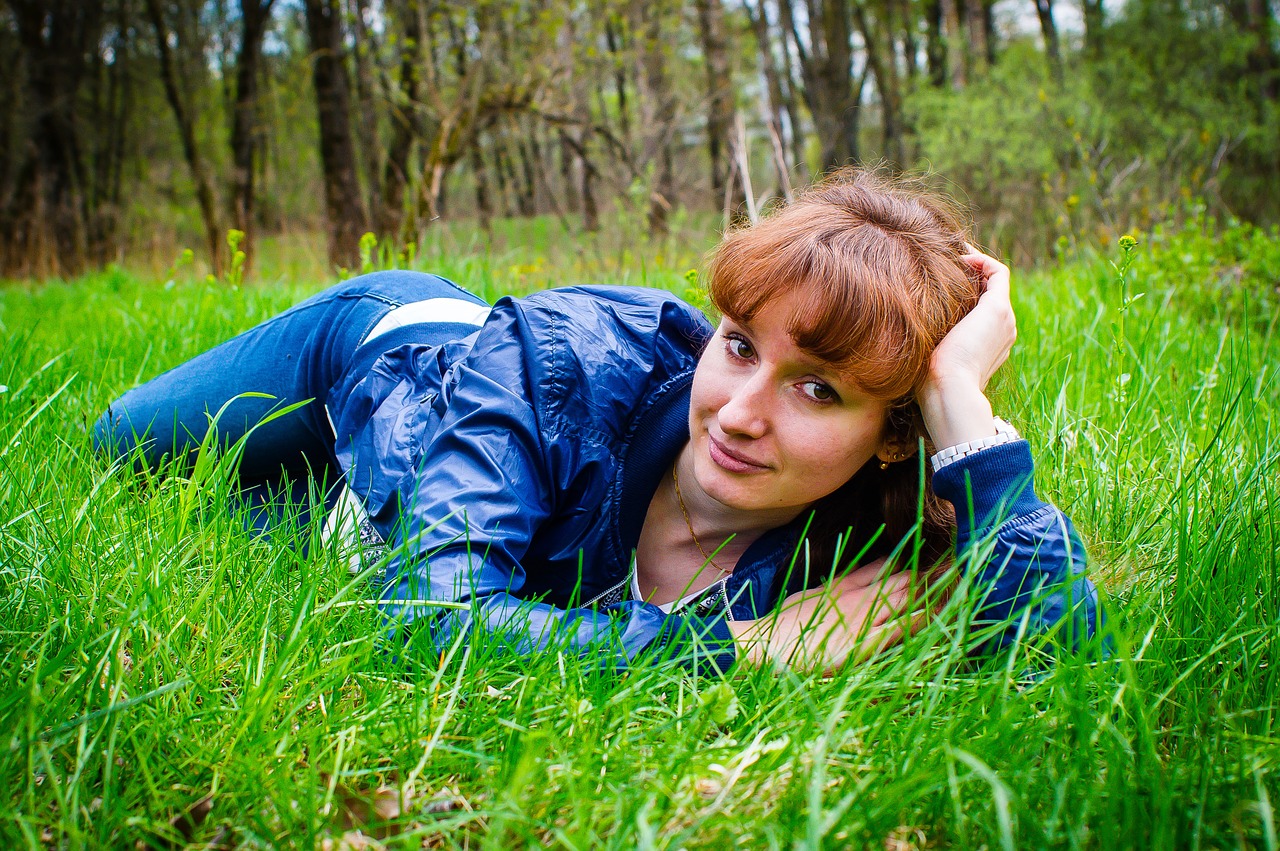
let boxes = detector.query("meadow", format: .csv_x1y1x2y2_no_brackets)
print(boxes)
0,214,1277,848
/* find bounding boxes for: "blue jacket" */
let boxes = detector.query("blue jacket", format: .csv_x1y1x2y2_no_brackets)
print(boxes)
326,285,1102,671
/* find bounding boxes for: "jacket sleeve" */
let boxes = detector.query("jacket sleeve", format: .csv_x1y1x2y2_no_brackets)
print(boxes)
930,440,1104,655
371,297,735,674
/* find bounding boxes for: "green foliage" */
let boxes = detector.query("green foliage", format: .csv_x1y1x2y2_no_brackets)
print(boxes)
225,230,247,289
0,227,1277,845
908,42,1113,258
359,231,378,275
908,16,1280,262
1140,204,1280,324
1089,0,1280,220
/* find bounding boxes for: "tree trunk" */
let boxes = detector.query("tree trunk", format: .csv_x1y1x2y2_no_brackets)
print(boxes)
565,14,601,230
636,0,676,236
964,0,989,76
514,125,537,217
470,137,493,231
744,0,796,195
1033,0,1062,82
603,16,632,147
492,137,514,218
1225,0,1279,101
90,1,130,265
922,0,947,87
982,0,998,68
896,0,920,82
146,0,225,276
782,0,860,170
774,0,810,181
349,0,383,212
377,0,422,240
1081,0,1103,59
695,0,741,212
0,0,105,278
526,123,547,214
230,0,275,271
852,2,906,167
939,0,966,88
304,0,370,270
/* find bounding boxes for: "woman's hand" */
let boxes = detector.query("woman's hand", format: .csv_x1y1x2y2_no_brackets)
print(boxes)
728,558,917,672
916,247,1017,449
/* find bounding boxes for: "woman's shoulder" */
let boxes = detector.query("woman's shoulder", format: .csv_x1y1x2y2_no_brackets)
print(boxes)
486,285,712,369
513,285,710,332
478,285,711,436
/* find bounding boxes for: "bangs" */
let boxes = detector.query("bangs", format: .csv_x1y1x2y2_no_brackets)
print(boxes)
708,215,957,401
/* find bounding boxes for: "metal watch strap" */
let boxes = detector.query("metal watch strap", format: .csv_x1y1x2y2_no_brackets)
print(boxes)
929,417,1020,472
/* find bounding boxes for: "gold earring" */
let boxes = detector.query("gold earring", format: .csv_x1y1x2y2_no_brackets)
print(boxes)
879,459,890,470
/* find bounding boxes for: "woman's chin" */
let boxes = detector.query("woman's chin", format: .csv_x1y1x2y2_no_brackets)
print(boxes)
693,462,778,515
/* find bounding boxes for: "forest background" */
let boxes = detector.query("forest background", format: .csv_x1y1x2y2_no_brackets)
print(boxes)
2,0,1280,847
2,0,1278,282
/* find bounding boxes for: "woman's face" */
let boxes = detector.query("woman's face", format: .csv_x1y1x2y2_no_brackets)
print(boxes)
688,289,893,519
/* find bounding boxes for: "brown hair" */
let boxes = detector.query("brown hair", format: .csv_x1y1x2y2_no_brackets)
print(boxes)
706,168,983,581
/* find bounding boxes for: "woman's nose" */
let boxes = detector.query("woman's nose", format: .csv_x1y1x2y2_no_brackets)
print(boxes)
717,374,770,438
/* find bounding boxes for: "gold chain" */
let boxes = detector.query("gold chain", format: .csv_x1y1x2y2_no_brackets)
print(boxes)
672,464,731,575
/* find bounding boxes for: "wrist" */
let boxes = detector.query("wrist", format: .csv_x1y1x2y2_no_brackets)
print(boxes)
918,375,995,449
929,417,1020,472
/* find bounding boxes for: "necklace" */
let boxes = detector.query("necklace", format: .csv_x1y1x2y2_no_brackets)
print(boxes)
672,464,731,575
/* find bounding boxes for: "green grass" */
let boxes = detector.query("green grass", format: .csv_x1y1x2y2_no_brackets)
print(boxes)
0,217,1277,848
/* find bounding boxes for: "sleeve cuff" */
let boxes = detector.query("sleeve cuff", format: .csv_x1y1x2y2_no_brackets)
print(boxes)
931,440,1045,532
655,612,737,676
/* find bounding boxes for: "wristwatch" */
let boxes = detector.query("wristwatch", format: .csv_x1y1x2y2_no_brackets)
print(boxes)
929,417,1020,472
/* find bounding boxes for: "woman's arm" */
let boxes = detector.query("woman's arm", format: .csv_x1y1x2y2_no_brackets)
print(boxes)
729,250,1103,669
368,292,736,674
727,559,919,671
916,247,1015,448
919,249,1102,654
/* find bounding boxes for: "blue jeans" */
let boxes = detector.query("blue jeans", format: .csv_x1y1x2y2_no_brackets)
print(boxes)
93,271,489,531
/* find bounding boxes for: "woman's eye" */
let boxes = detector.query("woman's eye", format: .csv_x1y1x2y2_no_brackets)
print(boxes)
726,336,755,360
801,381,836,402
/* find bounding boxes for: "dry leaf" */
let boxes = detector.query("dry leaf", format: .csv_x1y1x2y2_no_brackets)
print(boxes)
421,789,467,815
329,778,411,834
169,792,214,844
884,825,929,850
321,830,385,850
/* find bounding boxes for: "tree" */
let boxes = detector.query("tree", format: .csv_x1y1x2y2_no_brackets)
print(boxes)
304,0,369,270
376,0,421,239
1033,0,1063,82
229,0,276,266
745,0,799,194
635,0,678,236
852,0,907,166
145,0,226,275
779,0,863,170
0,0,107,277
695,0,742,213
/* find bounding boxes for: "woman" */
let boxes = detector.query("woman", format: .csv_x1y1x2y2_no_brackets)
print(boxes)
94,170,1103,673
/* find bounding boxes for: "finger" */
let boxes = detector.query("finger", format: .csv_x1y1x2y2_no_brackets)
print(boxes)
868,577,914,626
852,622,906,664
960,248,1011,289
845,557,890,587
980,260,1012,300
965,254,1010,288
857,567,911,600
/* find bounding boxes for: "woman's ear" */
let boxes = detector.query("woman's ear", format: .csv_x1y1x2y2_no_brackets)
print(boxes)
877,402,923,466
874,438,919,465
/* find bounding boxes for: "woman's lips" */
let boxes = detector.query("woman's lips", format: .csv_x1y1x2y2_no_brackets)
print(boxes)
708,435,769,473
